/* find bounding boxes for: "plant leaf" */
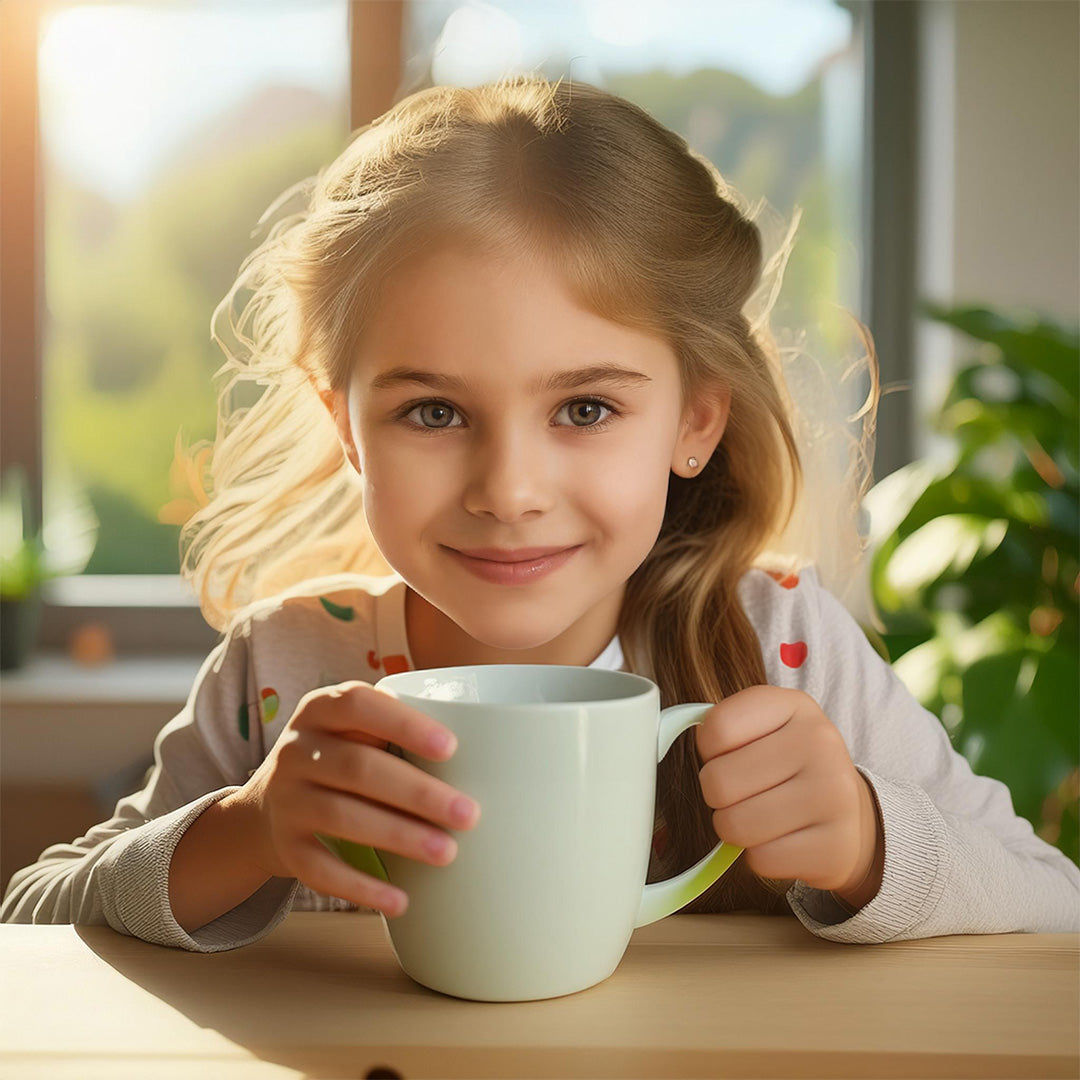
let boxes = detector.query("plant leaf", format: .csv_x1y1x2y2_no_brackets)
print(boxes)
862,454,953,548
920,302,1079,404
886,514,1008,597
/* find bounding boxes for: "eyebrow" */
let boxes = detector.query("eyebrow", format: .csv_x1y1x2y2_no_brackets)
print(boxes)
368,361,653,395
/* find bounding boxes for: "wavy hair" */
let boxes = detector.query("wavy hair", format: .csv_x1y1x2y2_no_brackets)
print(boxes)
173,74,881,914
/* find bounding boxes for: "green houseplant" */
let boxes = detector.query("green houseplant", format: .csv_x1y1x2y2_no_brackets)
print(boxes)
862,303,1079,866
0,462,99,669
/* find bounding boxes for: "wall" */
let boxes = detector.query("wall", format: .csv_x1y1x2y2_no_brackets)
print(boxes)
914,0,1079,456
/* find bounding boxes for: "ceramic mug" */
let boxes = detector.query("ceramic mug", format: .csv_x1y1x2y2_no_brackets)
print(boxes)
321,663,743,1002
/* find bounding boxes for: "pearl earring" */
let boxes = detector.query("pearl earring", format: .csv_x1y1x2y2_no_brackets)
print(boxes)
687,457,698,468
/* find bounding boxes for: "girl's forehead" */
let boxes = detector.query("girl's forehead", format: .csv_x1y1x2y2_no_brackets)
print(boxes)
373,240,567,307
350,235,681,387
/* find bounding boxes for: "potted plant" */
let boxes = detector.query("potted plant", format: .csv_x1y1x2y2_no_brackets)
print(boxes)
0,462,99,669
862,303,1079,865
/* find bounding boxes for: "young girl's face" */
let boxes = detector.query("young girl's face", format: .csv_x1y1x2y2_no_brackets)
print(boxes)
325,240,729,665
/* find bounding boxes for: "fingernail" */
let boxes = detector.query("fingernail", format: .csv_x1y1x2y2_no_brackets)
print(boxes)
428,730,456,755
450,795,478,824
425,832,454,858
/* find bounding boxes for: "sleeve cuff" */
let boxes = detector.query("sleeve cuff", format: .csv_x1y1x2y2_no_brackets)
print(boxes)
98,787,300,953
785,765,953,943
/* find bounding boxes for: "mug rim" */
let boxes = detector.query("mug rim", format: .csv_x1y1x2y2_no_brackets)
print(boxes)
374,663,657,708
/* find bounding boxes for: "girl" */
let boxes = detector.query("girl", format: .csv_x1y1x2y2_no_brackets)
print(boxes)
3,75,1076,951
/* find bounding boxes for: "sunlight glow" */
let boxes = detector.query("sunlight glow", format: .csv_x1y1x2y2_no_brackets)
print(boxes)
38,1,347,202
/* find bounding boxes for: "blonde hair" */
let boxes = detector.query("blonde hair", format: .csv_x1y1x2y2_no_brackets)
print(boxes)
173,74,880,914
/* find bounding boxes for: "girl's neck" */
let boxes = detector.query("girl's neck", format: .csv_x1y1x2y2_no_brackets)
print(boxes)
404,582,624,670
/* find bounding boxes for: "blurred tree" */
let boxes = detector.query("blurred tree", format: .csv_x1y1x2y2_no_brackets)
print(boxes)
44,113,346,574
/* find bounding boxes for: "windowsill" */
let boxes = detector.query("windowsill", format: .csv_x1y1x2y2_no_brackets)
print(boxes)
0,651,205,707
44,574,200,607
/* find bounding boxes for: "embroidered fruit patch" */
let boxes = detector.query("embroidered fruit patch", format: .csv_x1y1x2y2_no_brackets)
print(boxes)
779,641,808,668
318,596,355,621
237,686,279,740
260,686,279,724
366,650,411,676
765,568,800,589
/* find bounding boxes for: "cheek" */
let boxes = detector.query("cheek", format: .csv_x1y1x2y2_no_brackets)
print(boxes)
358,427,437,488
356,446,436,538
585,456,669,538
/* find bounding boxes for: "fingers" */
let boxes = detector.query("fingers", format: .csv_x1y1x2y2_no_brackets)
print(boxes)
297,681,458,761
257,682,480,912
292,833,410,918
698,728,803,810
695,686,806,761
740,822,840,884
301,730,481,833
298,785,463,872
710,772,843,851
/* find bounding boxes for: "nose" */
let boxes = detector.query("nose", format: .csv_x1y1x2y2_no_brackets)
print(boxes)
461,425,556,521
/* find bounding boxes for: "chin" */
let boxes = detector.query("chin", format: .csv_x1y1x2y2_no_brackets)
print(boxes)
458,622,565,656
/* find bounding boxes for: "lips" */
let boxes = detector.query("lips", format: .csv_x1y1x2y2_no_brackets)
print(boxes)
444,544,583,585
449,545,578,563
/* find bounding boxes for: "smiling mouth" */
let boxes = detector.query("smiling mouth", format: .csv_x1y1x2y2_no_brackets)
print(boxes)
447,545,580,563
442,544,584,584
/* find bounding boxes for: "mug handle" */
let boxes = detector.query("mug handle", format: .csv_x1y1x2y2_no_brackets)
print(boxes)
634,702,743,928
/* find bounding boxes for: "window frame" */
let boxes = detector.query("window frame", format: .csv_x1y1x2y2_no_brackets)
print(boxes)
1,0,914,656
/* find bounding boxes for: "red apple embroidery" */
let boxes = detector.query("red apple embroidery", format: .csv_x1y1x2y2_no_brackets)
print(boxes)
367,650,380,670
765,568,800,589
780,641,808,668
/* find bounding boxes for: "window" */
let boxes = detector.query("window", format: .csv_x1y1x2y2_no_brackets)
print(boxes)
402,0,870,411
2,0,913,655
38,0,349,576
11,0,351,650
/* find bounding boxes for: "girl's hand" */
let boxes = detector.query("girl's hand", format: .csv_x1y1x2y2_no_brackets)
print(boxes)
231,681,481,917
694,686,885,909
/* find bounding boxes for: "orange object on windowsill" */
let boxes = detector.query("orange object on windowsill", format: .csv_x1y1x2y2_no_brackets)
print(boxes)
68,621,115,666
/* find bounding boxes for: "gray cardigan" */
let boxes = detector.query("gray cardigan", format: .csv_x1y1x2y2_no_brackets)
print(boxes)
4,567,1077,949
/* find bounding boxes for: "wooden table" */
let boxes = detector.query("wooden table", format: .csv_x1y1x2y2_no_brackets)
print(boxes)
2,911,1077,1078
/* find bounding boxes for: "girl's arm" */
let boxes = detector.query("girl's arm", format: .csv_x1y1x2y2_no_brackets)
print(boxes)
167,786,273,934
765,566,1080,943
0,619,301,951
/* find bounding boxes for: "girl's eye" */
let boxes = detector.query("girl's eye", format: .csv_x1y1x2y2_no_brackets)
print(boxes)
395,397,622,434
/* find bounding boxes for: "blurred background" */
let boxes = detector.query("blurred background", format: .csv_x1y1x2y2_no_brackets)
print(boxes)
1,0,1077,893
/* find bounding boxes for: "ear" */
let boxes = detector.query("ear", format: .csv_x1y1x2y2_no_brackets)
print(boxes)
318,384,362,474
672,382,731,477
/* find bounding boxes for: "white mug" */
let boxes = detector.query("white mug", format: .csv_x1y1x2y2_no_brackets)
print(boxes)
323,663,743,1002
